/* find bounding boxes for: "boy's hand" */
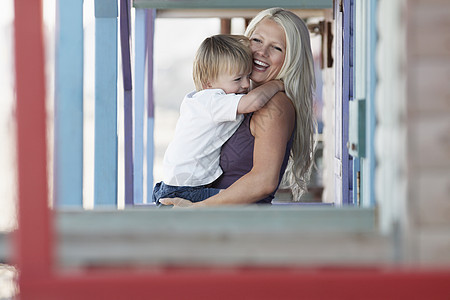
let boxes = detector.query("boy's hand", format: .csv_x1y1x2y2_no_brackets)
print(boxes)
275,79,284,92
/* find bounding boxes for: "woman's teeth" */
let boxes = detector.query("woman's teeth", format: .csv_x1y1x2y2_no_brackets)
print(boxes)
254,59,269,71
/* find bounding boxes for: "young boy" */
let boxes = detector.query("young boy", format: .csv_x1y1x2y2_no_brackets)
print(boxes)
152,34,284,205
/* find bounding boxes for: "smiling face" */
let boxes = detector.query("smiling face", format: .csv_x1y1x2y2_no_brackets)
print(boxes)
249,18,286,86
208,71,251,94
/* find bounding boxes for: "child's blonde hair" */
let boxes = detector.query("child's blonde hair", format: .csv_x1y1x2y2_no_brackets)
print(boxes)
193,34,253,91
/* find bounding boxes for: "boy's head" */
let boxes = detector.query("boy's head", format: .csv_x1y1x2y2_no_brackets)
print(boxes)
193,34,253,93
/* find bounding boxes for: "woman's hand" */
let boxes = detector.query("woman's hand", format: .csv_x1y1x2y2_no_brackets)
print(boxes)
159,197,194,208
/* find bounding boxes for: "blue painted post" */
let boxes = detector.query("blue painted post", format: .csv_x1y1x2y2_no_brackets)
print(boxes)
346,0,354,205
365,0,377,207
54,0,84,207
120,0,134,206
334,0,354,206
146,9,156,204
134,9,146,204
341,0,354,205
94,0,118,207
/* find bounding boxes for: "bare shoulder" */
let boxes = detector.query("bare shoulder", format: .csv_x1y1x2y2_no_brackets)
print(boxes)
268,91,295,111
250,92,295,137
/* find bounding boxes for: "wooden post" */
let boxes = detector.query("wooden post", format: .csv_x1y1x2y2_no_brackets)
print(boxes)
334,0,353,205
94,0,119,207
14,0,53,290
146,9,156,204
54,0,84,207
119,0,134,205
220,18,231,34
134,8,146,204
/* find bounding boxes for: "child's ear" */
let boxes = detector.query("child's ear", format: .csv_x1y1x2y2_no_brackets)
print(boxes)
204,81,212,89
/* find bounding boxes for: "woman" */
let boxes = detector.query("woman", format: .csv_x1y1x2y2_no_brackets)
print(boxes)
160,7,316,207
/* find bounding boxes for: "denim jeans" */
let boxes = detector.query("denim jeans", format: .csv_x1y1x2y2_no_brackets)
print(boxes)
152,181,221,205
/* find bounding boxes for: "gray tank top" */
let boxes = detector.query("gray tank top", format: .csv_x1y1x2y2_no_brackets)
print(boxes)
212,113,294,204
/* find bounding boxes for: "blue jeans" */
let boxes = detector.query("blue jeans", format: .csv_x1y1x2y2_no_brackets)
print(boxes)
152,181,221,205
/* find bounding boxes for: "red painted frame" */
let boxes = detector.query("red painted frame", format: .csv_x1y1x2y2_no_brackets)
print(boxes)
13,0,450,299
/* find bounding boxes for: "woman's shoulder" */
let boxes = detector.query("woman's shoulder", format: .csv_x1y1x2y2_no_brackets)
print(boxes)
267,91,295,113
254,92,295,123
250,92,295,136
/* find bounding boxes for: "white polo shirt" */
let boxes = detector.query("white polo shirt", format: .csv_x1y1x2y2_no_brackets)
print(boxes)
163,89,244,186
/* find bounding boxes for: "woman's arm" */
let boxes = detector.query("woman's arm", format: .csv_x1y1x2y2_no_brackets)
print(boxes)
194,92,295,206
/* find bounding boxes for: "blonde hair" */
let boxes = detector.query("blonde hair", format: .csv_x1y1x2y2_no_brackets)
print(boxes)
245,8,317,198
193,34,253,91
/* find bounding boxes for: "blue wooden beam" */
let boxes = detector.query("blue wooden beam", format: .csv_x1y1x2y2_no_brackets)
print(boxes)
133,0,332,9
341,0,353,205
120,0,134,206
54,0,84,207
146,9,156,204
94,0,119,207
95,0,118,17
365,0,377,207
134,9,146,204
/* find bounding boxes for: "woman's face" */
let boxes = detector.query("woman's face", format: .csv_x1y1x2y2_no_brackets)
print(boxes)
249,18,286,85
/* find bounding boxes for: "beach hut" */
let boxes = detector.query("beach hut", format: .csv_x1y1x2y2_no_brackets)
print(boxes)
4,0,450,298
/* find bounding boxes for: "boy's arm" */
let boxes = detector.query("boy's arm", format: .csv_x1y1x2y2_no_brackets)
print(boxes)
237,80,284,114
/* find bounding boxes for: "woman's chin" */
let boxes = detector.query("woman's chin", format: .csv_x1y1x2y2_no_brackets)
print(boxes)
251,75,268,85
251,72,277,85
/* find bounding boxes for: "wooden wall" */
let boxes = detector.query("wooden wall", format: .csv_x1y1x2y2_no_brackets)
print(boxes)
376,0,450,265
375,0,407,235
404,0,450,265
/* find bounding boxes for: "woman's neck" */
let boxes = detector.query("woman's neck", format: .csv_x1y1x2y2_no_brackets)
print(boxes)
250,81,262,90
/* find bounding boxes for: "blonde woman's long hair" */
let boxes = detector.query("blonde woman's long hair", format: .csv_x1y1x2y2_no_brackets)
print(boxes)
245,7,316,199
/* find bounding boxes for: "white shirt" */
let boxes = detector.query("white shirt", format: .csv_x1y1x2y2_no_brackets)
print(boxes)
163,89,244,186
